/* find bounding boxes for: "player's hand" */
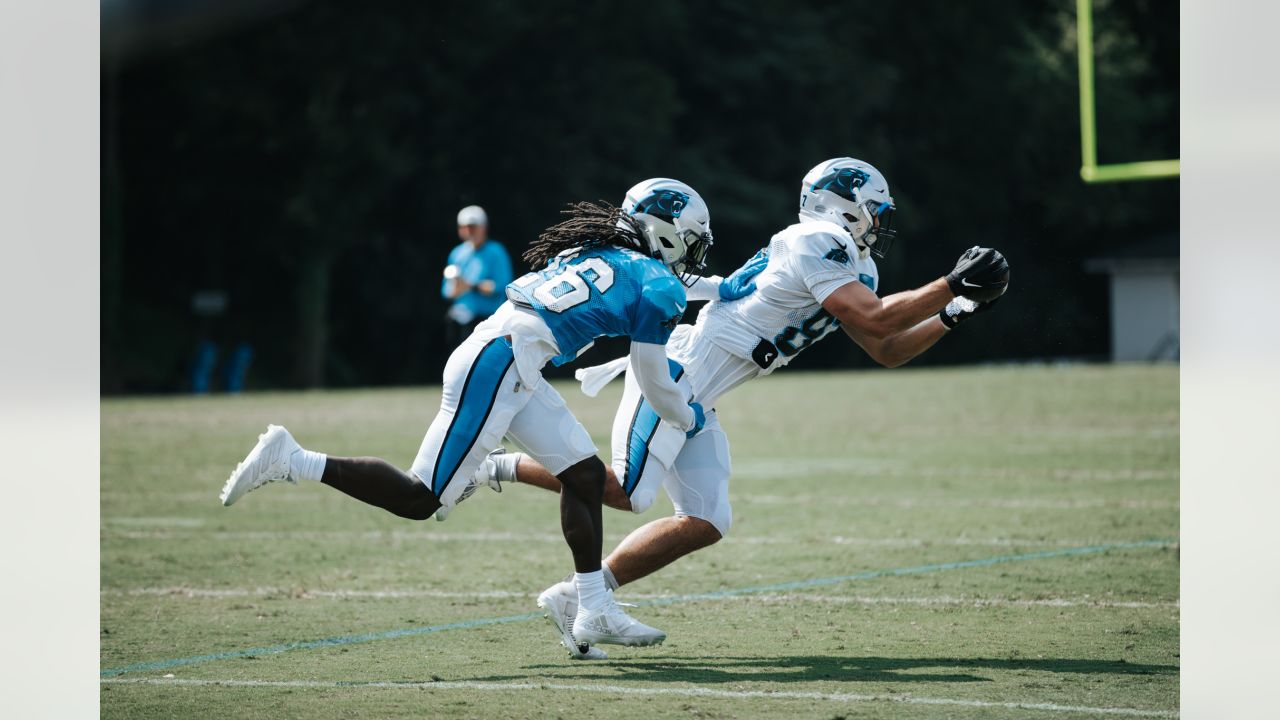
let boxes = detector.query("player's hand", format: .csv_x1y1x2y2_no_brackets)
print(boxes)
686,402,706,439
945,246,1009,303
939,294,1002,329
718,248,770,301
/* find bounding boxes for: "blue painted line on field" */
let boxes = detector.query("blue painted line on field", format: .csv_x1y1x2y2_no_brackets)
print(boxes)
99,539,1174,677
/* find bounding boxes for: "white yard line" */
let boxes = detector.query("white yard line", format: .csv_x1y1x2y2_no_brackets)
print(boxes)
99,677,1178,717
103,586,1178,609
101,525,1171,548
103,516,206,527
104,529,570,542
702,594,1179,609
106,587,533,600
739,536,1159,548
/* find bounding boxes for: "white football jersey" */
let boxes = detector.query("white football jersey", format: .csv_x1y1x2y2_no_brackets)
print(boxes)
666,219,878,406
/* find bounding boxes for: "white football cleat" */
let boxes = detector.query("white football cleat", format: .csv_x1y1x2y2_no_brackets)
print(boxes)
220,425,300,506
434,448,506,522
537,579,608,660
573,592,666,648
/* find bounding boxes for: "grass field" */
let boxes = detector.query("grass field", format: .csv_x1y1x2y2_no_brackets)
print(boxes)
100,364,1179,719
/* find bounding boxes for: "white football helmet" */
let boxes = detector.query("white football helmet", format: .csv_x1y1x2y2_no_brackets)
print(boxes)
798,158,897,259
620,178,713,285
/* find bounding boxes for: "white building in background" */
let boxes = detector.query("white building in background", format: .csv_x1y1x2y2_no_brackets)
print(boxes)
1086,238,1179,362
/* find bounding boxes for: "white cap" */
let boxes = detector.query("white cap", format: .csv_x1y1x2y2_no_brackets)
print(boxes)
456,205,488,226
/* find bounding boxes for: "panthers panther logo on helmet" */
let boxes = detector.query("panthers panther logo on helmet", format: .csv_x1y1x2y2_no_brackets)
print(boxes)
631,189,688,223
621,178,714,286
799,158,897,260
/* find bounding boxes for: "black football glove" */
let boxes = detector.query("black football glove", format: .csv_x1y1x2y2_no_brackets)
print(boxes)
945,246,1010,303
939,294,1002,329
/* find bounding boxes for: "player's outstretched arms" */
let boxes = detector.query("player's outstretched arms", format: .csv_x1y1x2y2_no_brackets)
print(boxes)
823,245,1009,340
846,291,1007,368
821,276,952,340
628,341,704,437
842,316,947,368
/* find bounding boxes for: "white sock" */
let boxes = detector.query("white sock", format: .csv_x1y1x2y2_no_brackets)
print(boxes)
492,451,524,485
574,570,609,613
290,449,327,483
601,563,620,591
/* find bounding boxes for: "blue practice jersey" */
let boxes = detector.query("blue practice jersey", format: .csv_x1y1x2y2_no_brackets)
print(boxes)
506,245,686,366
441,239,513,319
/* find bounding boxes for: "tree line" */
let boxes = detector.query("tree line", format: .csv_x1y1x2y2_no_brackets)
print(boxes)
102,0,1177,392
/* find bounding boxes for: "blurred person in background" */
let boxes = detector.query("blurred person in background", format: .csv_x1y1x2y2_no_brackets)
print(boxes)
442,205,512,346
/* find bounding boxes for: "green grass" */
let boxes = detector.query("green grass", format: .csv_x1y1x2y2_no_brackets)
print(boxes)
101,364,1179,719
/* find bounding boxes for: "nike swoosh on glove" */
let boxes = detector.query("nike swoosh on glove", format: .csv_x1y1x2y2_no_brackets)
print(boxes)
945,246,1009,303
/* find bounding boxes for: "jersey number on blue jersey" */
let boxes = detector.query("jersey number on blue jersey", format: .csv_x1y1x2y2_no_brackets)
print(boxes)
509,255,615,313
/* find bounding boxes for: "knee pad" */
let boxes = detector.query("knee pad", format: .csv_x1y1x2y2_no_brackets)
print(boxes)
710,502,732,537
628,486,657,514
680,502,731,538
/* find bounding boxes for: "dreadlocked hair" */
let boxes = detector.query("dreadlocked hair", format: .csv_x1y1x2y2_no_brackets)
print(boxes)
523,200,649,269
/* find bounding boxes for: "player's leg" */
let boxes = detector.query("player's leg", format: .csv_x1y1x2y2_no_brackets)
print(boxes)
483,364,682,513
554,456,605,572
605,362,689,516
506,380,665,651
320,456,439,520
605,414,732,586
314,330,520,520
505,380,610,576
220,422,443,518
406,334,527,519
534,416,730,658
221,334,523,522
485,452,632,511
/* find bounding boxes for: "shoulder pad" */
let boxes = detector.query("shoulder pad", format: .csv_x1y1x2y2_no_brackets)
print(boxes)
785,221,856,262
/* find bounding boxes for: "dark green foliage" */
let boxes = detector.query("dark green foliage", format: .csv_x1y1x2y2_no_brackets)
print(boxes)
103,0,1177,391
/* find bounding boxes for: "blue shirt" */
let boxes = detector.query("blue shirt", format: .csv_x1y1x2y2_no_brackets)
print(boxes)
506,245,686,366
442,240,513,320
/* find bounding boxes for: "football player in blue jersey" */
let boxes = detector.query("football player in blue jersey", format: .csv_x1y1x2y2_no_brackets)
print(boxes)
218,178,717,650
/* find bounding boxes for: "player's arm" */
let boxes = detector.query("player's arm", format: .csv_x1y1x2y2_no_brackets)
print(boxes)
821,278,951,340
628,342,698,433
629,275,704,436
821,246,1008,340
845,294,1005,368
842,315,947,368
684,275,724,302
685,247,770,302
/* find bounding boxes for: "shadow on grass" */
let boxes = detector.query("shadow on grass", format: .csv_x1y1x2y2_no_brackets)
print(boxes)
476,655,1178,685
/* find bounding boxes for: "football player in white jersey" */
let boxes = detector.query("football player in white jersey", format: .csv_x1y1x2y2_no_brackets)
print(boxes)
467,158,1010,659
